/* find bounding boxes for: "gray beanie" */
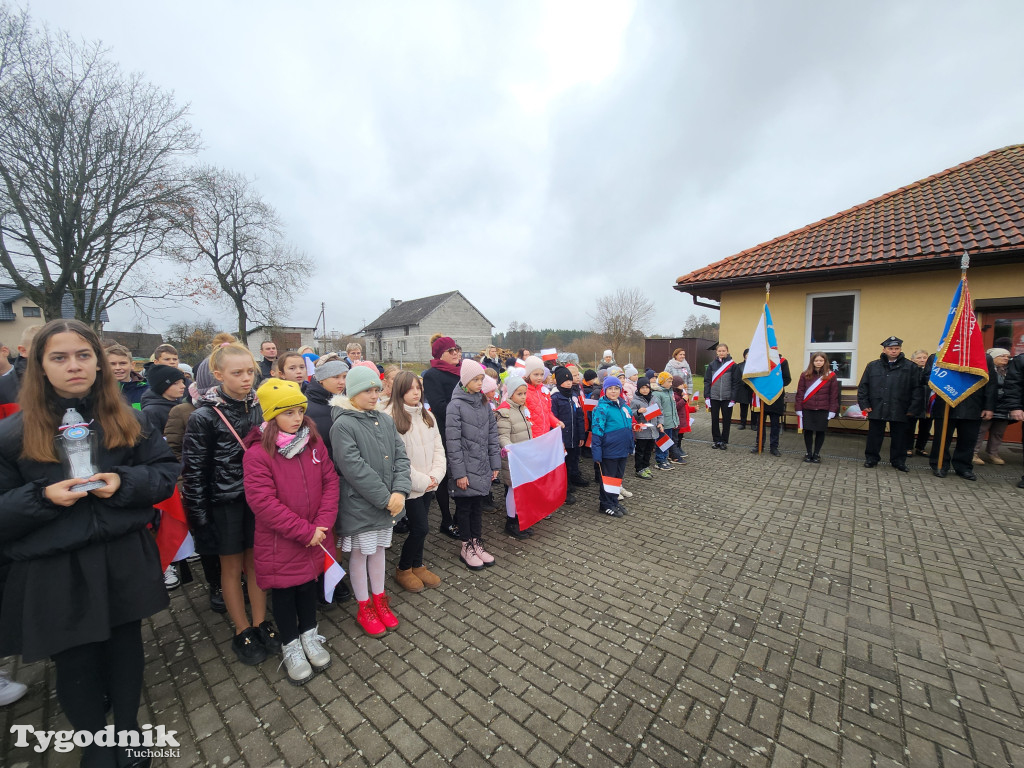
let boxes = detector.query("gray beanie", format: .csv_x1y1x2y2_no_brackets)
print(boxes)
504,375,527,400
314,359,349,381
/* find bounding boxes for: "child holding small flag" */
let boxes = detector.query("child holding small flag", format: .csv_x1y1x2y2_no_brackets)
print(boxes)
652,373,685,465
243,380,338,685
630,377,664,477
590,377,634,517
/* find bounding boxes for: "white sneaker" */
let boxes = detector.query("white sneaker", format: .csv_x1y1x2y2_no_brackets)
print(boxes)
619,487,633,498
0,671,27,706
299,628,331,671
163,564,180,590
279,639,313,685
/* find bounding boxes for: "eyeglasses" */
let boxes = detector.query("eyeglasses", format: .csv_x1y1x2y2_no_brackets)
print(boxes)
446,347,462,354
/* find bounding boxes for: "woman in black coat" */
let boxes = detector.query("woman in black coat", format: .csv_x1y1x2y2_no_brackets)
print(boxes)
421,334,463,538
0,320,178,768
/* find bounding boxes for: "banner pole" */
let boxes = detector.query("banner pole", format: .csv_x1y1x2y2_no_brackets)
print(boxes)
936,403,950,472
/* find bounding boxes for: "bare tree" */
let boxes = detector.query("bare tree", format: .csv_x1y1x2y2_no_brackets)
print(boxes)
165,320,218,367
170,166,312,344
682,312,720,339
0,6,199,326
591,288,654,361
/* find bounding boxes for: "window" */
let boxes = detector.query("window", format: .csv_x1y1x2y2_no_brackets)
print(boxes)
403,326,410,336
22,306,41,317
805,291,859,384
398,340,406,354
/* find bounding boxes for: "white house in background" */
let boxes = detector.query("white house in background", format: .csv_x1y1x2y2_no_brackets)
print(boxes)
246,325,317,359
359,291,493,363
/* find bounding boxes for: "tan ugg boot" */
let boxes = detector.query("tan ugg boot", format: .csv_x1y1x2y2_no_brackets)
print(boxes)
395,568,424,593
412,566,441,589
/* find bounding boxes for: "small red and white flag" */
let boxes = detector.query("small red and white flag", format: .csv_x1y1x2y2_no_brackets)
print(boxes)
583,397,598,412
601,474,623,495
642,400,662,420
155,487,195,571
505,428,568,530
540,348,557,362
655,433,674,452
423,401,431,411
320,545,346,602
514,358,526,370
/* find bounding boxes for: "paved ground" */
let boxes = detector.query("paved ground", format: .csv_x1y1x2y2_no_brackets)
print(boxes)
3,419,1024,768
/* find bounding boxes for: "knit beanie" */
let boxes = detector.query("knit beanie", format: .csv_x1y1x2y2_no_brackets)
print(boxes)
603,349,613,359
177,363,193,376
194,358,216,394
608,366,624,378
353,360,379,374
602,376,622,393
504,375,527,399
583,369,598,384
431,335,456,359
481,374,498,395
657,372,673,388
345,365,381,398
523,355,545,378
988,347,1011,358
460,359,485,386
146,364,186,395
257,379,307,421
554,367,573,390
636,377,651,391
314,359,349,381
645,368,657,380
623,364,638,378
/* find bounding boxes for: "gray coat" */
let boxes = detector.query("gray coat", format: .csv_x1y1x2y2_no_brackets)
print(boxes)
330,404,412,537
445,386,501,497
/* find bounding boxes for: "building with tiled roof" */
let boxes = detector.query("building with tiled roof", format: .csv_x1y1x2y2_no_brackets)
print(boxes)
674,146,1024,403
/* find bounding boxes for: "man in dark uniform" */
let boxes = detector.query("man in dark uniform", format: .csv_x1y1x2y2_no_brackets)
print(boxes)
999,350,1024,489
857,336,921,471
928,353,996,481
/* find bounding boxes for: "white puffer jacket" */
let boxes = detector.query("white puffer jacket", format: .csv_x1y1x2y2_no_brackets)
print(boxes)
388,403,446,499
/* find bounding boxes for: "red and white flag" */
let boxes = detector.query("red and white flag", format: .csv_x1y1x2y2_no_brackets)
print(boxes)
583,397,599,411
155,487,195,571
514,359,526,370
601,474,622,495
504,428,567,530
540,348,557,362
320,545,346,602
655,433,674,452
642,400,662,420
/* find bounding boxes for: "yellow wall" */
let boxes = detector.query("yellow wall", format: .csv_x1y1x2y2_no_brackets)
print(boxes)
718,263,1024,385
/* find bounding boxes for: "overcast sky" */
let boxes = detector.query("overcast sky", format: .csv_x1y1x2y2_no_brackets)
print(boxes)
23,1,1024,339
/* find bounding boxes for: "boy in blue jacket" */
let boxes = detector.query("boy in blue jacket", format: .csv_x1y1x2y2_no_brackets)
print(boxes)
590,377,635,518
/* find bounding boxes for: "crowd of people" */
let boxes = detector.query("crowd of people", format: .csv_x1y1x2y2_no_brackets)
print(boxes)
0,320,1022,767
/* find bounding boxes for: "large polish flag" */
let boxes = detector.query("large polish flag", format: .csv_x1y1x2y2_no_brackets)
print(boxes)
155,487,195,571
504,428,567,530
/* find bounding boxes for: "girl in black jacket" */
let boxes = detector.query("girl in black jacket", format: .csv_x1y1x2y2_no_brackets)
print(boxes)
182,343,276,666
0,320,178,768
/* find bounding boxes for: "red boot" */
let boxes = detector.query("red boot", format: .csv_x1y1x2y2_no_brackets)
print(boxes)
356,599,386,638
372,592,399,630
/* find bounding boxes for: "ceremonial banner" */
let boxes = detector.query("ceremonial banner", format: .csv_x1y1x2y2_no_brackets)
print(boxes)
928,277,988,407
743,303,785,405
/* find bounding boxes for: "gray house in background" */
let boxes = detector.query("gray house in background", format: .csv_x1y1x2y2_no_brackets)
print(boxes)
359,291,493,363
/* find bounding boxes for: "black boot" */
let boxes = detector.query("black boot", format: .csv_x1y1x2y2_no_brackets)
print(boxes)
505,517,531,540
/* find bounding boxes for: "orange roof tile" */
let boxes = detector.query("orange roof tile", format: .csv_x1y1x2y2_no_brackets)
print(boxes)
674,145,1024,301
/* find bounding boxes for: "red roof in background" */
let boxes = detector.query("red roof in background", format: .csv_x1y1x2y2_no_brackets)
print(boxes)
675,145,1024,300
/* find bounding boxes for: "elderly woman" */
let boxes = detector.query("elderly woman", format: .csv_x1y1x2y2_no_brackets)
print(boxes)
665,348,693,392
976,348,1012,465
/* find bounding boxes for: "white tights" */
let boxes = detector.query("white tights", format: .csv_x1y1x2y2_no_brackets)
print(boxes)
348,546,386,602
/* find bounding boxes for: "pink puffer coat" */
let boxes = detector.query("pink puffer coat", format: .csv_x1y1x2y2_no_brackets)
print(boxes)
243,434,339,590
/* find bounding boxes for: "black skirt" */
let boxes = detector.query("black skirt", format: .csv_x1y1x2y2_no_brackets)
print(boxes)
802,409,829,432
0,529,168,662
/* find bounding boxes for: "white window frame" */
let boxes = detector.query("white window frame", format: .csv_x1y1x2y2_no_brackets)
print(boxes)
804,290,860,386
